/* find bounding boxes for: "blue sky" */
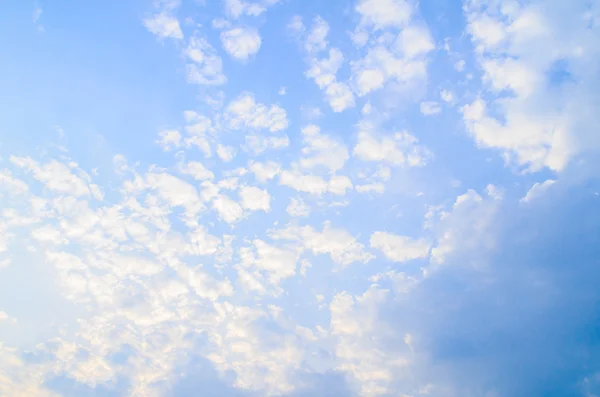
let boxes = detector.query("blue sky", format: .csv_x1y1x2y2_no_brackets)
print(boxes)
0,0,600,396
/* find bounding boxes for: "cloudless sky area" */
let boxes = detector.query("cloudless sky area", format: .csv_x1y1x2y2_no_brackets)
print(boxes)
1,0,600,396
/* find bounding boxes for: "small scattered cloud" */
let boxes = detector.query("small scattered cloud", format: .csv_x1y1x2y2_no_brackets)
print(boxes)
221,27,262,61
420,101,441,115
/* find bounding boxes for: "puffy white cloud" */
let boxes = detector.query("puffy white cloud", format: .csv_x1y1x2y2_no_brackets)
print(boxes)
248,160,281,183
212,194,244,224
221,27,262,61
186,225,222,256
179,161,214,181
225,93,288,132
397,24,435,58
176,265,234,300
461,0,600,172
353,124,430,167
156,129,181,151
224,0,281,19
279,169,353,196
271,222,373,268
239,185,271,212
306,48,355,112
305,16,329,53
324,82,355,112
244,134,290,154
31,225,68,245
286,198,310,217
349,1,434,98
145,172,201,208
330,286,409,396
370,231,430,262
440,89,454,103
10,157,90,197
240,239,298,285
185,36,227,86
306,48,344,89
279,169,328,195
355,0,413,30
143,14,183,40
216,144,236,162
0,170,29,195
328,175,353,196
299,125,349,173
428,187,502,269
350,42,431,96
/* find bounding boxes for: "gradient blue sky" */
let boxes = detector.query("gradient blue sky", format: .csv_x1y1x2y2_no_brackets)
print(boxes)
1,0,600,396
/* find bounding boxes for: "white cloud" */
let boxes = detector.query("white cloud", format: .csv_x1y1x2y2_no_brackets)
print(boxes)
225,0,281,19
355,0,413,30
306,49,356,112
420,101,441,115
428,187,502,269
461,0,600,172
325,82,355,112
328,175,353,196
279,169,328,195
350,42,431,96
330,286,409,395
31,225,68,245
180,161,214,181
286,198,310,217
185,36,227,86
212,194,244,224
271,222,373,268
299,125,349,173
287,15,305,37
239,186,271,212
353,124,430,167
370,231,430,262
356,182,385,194
305,16,329,53
240,239,298,285
454,59,465,71
217,144,236,162
145,171,205,221
176,265,233,300
157,129,181,151
306,48,344,89
440,89,454,103
211,18,231,29
0,170,29,195
248,160,281,183
221,27,262,61
225,93,289,132
520,179,556,204
349,3,434,97
245,134,290,154
279,169,353,196
10,157,90,197
397,24,435,58
186,226,221,256
143,13,183,39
